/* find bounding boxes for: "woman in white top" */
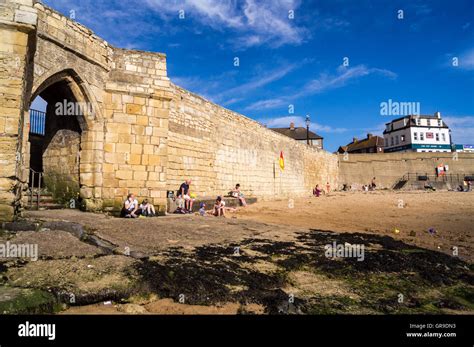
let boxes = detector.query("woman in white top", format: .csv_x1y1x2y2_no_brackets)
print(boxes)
121,193,140,218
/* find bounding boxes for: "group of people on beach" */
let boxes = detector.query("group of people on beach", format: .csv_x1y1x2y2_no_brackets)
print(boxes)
313,182,331,197
120,179,247,218
174,179,247,217
313,177,377,197
120,194,156,218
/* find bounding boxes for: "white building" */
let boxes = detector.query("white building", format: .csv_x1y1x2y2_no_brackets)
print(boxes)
383,112,452,153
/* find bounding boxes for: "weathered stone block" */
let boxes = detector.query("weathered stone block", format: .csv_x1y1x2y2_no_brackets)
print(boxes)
126,103,142,115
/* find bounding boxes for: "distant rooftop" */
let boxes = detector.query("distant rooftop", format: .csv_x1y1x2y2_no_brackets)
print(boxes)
271,122,323,141
337,133,384,153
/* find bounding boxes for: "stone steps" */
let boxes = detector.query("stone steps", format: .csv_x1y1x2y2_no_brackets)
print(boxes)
26,192,64,210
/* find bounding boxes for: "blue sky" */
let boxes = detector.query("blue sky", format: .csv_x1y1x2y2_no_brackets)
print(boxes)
38,0,474,151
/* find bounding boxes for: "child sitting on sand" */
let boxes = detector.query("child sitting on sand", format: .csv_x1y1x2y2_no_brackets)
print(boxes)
140,199,156,217
199,202,206,216
213,196,226,217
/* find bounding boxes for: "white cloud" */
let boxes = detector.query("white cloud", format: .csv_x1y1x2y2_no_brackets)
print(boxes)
45,0,351,50
459,49,474,70
444,116,474,144
248,98,287,110
217,63,298,99
171,61,300,104
145,0,307,48
444,48,474,71
246,64,398,111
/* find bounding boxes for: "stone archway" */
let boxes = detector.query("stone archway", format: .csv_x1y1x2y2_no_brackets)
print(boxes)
1,0,172,221
27,69,96,206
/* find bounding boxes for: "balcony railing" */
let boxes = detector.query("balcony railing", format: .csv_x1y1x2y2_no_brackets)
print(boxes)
29,109,46,136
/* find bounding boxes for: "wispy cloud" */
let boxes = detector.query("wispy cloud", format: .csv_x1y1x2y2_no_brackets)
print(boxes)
171,60,302,104
412,3,432,16
443,48,474,71
245,65,398,111
45,0,352,50
444,116,474,144
458,48,474,70
145,0,307,48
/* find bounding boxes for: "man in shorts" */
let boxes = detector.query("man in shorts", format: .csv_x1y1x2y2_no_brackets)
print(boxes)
177,179,194,213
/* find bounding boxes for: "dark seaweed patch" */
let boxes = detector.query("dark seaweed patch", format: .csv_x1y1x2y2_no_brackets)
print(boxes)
134,230,473,314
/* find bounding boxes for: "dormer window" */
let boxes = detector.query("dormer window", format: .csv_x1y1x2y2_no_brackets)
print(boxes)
438,119,442,127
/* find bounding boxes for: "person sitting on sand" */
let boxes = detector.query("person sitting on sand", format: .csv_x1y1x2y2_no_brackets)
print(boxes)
231,183,247,206
313,184,322,197
121,193,141,218
140,199,156,217
177,179,194,213
213,196,226,217
199,202,206,216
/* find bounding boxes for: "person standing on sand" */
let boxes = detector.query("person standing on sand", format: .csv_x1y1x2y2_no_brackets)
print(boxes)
326,182,331,195
370,177,376,190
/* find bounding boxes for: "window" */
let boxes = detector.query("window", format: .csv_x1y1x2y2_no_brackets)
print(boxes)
442,133,446,142
415,118,420,126
438,120,442,127
436,133,440,141
395,135,399,145
414,132,418,141
401,135,405,142
420,132,424,141
390,137,394,146
385,138,388,147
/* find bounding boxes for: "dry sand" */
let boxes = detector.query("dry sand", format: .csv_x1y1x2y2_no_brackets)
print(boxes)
234,190,474,262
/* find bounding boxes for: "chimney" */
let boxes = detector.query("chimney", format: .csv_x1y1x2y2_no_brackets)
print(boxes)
367,133,373,139
353,137,358,143
290,122,295,130
435,111,441,119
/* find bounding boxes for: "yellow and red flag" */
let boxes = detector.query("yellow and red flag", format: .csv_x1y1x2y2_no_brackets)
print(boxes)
279,151,285,171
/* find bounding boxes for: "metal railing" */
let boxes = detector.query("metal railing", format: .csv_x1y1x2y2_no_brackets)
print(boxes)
29,109,46,136
29,168,43,210
400,172,472,182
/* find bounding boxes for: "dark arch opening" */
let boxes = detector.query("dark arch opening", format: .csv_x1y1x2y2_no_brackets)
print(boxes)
28,78,84,206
